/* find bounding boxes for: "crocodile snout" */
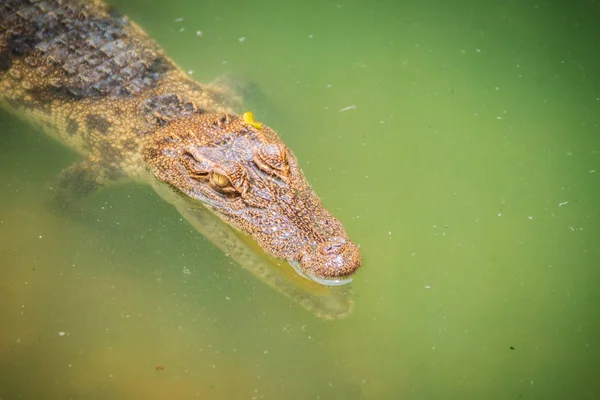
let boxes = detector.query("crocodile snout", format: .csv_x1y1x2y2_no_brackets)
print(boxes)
298,237,362,285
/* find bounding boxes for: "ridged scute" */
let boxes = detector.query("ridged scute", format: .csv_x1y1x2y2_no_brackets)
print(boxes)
0,0,173,99
141,93,203,126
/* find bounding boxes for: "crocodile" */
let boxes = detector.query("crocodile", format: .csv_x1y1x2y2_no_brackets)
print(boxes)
0,0,362,318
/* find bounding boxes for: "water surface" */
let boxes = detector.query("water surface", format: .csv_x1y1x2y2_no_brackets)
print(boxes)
1,0,599,398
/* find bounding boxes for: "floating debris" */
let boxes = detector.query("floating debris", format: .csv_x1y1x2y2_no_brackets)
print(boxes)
339,105,357,112
238,37,246,43
558,201,569,206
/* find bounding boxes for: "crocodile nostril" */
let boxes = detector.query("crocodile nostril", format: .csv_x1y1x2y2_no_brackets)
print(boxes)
319,241,344,256
299,237,362,282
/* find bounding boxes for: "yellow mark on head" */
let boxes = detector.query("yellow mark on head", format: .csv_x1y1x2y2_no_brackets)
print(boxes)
242,111,262,129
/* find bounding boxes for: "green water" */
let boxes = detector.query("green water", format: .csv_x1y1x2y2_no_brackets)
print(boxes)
1,0,599,398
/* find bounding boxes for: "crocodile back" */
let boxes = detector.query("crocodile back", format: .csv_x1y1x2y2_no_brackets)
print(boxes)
0,0,230,178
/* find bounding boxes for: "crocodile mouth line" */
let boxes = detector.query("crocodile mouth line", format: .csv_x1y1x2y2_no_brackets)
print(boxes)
287,261,354,286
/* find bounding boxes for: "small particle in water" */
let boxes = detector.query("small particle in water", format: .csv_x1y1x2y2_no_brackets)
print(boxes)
225,296,231,300
183,267,191,275
155,365,164,371
388,230,392,235
527,216,533,220
308,34,313,39
498,213,502,217
179,27,185,33
569,226,575,231
510,346,515,350
174,17,183,22
339,105,357,112
380,120,386,124
475,48,481,53
497,116,503,120
58,331,66,337
558,201,569,206
187,70,194,75
326,84,332,88
495,86,500,90
238,37,246,43
589,170,596,173
196,30,203,37
424,285,431,289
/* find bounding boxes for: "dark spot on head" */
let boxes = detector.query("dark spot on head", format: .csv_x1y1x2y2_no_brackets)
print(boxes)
0,53,12,72
141,93,202,126
66,117,79,136
85,114,111,135
0,34,40,72
148,56,171,75
123,138,137,151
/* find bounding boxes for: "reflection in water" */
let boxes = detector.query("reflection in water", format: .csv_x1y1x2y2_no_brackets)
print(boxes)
2,0,600,398
152,180,354,320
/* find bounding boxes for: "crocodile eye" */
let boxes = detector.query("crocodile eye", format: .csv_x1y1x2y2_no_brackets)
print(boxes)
210,166,248,196
212,172,231,188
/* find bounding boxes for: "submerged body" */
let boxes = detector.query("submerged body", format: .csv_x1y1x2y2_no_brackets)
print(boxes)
0,0,361,317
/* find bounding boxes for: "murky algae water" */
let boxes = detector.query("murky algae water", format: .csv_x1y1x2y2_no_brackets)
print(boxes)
1,0,600,399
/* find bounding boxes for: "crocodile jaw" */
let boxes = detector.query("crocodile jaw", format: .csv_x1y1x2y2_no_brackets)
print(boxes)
145,112,362,283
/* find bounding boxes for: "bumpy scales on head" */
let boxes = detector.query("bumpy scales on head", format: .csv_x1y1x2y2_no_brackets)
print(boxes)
144,112,362,284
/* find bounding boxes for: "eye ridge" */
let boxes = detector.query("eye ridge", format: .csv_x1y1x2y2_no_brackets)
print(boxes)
254,144,291,180
181,151,210,179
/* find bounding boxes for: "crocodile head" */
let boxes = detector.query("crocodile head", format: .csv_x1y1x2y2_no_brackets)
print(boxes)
145,112,361,285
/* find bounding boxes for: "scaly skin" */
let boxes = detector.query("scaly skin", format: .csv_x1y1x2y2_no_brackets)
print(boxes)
0,0,361,285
